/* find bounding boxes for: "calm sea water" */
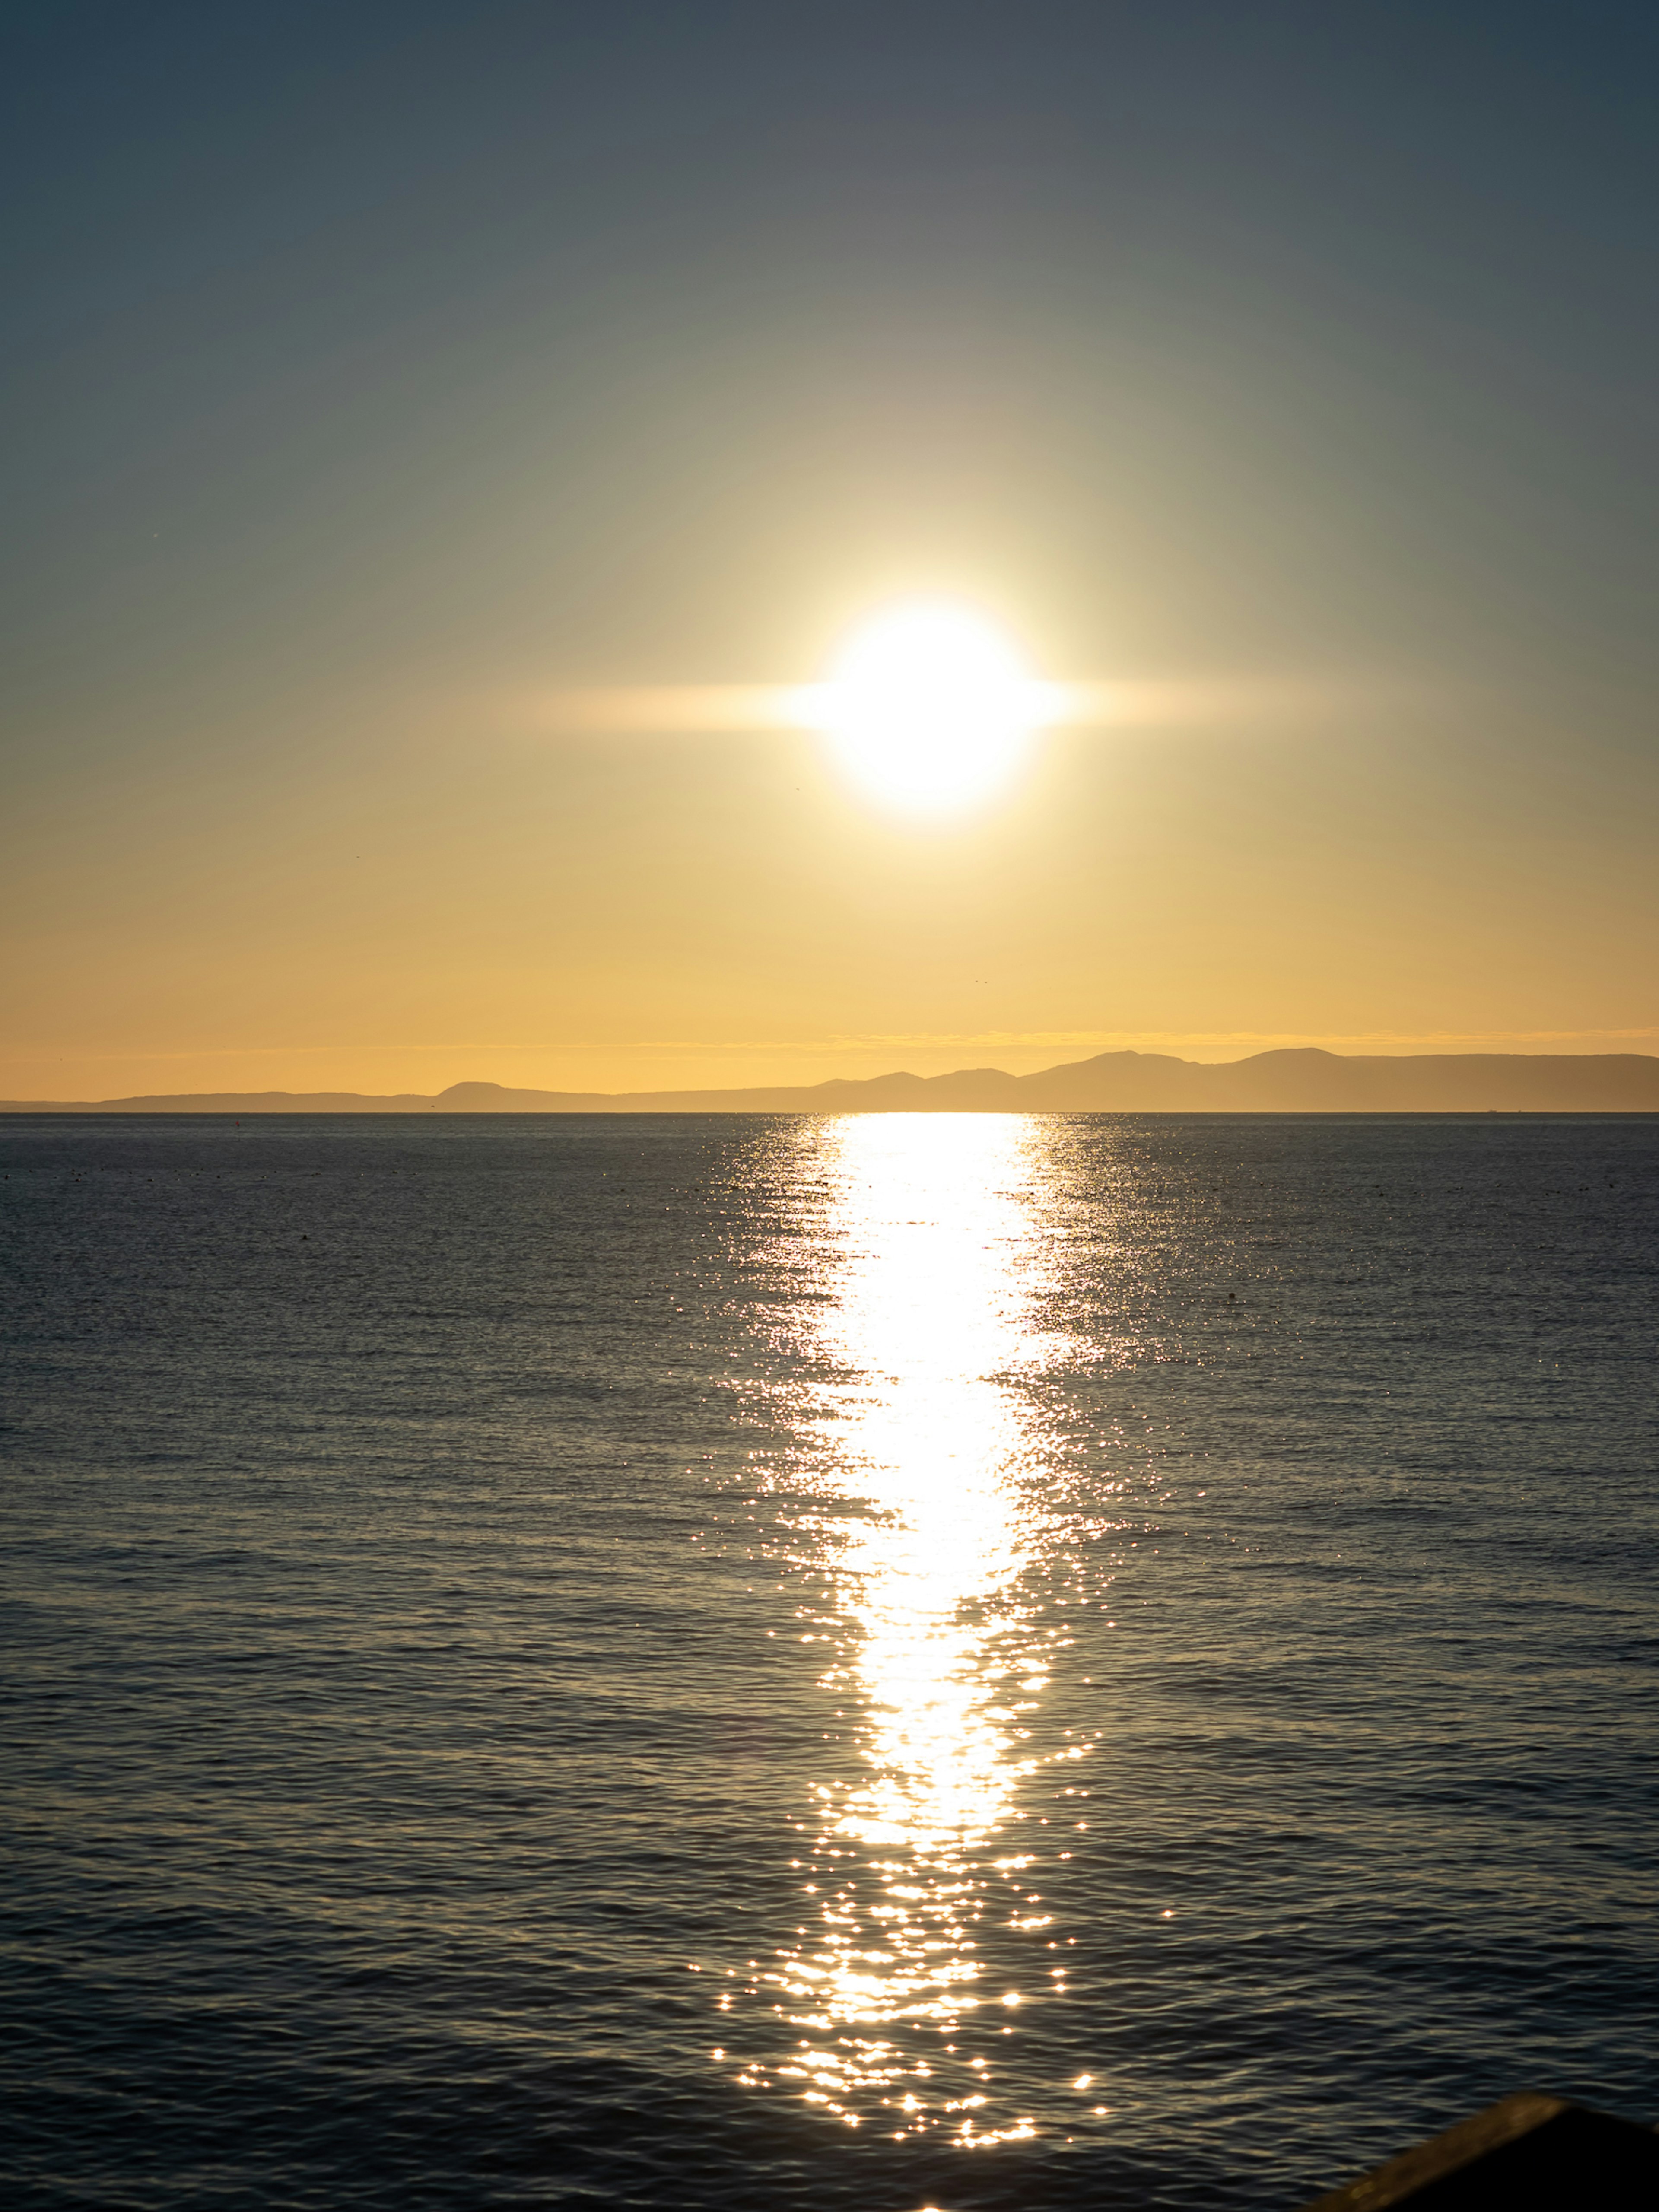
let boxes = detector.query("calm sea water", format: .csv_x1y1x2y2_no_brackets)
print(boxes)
3,1112,1655,2211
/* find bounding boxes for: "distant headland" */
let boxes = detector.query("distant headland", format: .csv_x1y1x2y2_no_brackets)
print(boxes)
5,1047,1659,1114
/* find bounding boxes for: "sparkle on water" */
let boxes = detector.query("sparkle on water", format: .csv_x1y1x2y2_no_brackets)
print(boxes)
722,1117,1080,2145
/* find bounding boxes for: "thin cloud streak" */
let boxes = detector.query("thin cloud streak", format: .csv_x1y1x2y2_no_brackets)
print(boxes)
509,674,1439,738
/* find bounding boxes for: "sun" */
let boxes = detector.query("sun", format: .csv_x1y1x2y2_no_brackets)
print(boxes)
807,601,1056,813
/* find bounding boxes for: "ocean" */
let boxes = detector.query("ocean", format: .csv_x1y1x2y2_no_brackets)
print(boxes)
3,1112,1655,2210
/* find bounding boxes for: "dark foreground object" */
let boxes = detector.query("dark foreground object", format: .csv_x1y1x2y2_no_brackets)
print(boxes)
1303,2094,1659,2208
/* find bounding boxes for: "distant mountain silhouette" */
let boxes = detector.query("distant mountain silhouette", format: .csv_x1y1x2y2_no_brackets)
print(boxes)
5,1048,1658,1113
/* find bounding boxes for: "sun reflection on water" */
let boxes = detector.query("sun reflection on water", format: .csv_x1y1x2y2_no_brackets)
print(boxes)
722,1115,1081,2146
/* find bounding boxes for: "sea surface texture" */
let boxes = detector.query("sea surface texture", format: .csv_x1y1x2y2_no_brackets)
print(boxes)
3,1113,1655,2211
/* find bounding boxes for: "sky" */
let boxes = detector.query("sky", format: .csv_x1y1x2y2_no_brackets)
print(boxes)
3,0,1656,1097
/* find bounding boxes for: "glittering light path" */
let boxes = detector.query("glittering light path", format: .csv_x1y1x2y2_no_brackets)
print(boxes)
722,1116,1087,2146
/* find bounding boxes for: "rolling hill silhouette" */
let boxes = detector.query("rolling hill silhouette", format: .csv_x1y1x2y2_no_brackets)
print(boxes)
5,1047,1658,1113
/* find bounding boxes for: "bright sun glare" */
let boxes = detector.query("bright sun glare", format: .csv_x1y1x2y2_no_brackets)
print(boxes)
809,601,1056,813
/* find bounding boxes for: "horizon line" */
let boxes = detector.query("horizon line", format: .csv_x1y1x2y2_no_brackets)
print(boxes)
6,1041,1659,1113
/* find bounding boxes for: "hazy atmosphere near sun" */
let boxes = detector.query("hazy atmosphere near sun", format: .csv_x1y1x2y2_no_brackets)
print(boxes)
4,1,1656,1099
